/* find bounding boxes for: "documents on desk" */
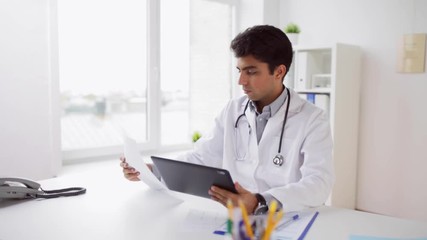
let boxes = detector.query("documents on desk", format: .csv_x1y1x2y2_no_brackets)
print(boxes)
181,208,226,233
271,210,319,240
123,137,167,191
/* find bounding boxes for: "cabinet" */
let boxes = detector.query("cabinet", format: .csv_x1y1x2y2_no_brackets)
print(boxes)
285,44,362,209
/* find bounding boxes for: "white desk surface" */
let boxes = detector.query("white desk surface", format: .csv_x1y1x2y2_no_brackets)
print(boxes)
1,159,426,240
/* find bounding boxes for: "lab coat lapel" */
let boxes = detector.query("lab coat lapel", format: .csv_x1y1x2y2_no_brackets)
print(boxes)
245,106,257,135
259,89,303,146
287,88,304,116
245,107,259,164
258,100,285,150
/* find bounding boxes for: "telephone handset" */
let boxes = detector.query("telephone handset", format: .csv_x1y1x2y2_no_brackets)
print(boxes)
0,177,86,199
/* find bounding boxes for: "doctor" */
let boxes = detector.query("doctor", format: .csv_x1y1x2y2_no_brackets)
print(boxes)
120,25,334,214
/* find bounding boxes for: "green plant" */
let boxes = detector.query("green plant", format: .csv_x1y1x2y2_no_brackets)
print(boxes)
284,23,301,34
192,131,202,143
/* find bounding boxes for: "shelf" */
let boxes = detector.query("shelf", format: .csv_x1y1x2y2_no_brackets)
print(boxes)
291,43,361,209
312,73,331,78
293,44,333,52
295,88,331,94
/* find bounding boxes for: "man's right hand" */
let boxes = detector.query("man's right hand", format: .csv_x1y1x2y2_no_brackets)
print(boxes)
119,156,146,181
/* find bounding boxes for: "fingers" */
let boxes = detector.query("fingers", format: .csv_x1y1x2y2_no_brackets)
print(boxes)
119,157,140,181
146,163,153,172
210,183,257,214
235,182,250,194
126,174,140,181
209,186,236,206
123,166,140,181
120,161,126,168
210,195,224,206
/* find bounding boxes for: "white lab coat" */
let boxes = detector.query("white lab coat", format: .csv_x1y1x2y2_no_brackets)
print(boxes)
180,88,334,212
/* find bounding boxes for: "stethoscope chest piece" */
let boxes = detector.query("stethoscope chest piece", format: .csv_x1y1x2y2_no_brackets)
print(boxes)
273,154,284,167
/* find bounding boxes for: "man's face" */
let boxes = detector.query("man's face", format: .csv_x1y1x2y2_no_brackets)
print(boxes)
236,55,285,107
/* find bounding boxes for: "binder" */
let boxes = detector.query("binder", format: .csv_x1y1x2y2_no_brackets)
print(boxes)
307,93,315,104
295,52,322,91
295,52,311,90
314,94,330,116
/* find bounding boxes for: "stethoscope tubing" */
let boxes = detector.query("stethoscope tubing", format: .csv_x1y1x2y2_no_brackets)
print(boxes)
234,87,291,158
278,87,291,154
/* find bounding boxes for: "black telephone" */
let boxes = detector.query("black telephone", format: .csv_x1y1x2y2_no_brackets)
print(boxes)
0,177,86,199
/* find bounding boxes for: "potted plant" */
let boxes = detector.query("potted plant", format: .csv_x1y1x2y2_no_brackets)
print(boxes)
284,23,301,46
192,131,202,143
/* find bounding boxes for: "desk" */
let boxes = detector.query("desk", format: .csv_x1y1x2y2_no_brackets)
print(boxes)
1,160,426,240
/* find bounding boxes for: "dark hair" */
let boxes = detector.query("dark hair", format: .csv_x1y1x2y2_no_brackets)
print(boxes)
230,25,293,78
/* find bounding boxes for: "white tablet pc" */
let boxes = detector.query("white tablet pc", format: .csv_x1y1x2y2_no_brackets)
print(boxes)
151,156,237,198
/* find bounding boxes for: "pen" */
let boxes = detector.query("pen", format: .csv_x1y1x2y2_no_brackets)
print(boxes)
262,200,278,240
262,209,284,239
275,214,299,230
274,209,284,226
253,215,264,239
238,199,254,239
226,199,233,235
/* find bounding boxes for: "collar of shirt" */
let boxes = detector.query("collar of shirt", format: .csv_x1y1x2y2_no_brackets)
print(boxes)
249,86,288,119
249,86,288,144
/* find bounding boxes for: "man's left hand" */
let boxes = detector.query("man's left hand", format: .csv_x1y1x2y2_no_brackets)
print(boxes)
208,182,258,214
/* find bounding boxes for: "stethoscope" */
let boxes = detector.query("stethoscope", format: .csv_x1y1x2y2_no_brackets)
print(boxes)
234,87,291,167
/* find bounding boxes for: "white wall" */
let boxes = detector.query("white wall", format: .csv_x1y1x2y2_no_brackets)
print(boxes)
0,0,60,180
236,0,280,33
280,0,427,221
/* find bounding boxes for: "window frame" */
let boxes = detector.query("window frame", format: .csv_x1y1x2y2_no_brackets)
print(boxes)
61,0,162,161
61,0,239,162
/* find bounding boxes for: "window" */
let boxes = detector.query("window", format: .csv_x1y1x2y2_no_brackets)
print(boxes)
187,0,235,136
58,0,149,159
58,0,236,160
160,0,190,146
159,0,236,146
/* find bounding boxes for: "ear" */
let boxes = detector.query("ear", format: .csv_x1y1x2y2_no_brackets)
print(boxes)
274,65,287,81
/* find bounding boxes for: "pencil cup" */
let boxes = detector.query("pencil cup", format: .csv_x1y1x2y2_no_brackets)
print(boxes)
230,215,268,240
225,200,283,240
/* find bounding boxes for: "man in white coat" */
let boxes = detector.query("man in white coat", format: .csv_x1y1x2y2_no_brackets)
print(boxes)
120,25,334,214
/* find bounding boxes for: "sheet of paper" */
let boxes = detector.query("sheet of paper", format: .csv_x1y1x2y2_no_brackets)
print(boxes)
271,210,318,240
123,137,167,191
181,208,226,232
